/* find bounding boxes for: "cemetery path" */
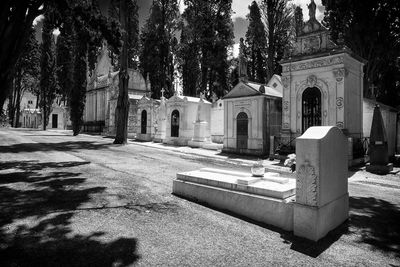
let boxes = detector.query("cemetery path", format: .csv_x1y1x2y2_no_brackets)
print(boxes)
0,128,399,267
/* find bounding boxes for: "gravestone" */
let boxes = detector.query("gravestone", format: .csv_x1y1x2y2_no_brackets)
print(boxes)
188,93,212,148
153,90,167,142
174,126,349,242
294,126,348,241
366,105,393,174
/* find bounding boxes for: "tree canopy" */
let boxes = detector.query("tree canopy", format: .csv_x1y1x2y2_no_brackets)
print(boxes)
322,0,400,107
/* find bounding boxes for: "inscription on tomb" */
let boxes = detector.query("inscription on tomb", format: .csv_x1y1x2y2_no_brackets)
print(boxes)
282,56,343,73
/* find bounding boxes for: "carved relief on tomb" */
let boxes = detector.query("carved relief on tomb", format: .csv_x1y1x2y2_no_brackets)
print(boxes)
296,161,318,206
323,110,327,117
306,75,318,87
283,101,289,112
302,35,321,54
283,122,290,129
333,67,348,82
336,97,344,109
336,121,344,129
282,56,344,73
282,76,290,89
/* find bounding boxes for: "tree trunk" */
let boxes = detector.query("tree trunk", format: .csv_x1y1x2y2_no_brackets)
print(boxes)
114,0,130,144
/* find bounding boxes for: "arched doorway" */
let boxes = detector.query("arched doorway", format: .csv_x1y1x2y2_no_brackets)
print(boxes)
302,87,321,133
171,110,179,137
141,110,147,134
236,112,248,150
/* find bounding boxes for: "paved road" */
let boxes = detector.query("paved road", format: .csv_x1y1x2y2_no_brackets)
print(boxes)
0,128,399,266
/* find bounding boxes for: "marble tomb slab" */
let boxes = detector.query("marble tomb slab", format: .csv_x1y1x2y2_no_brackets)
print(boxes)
176,168,296,199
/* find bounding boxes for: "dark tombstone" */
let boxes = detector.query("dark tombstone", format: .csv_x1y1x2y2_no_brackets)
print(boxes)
366,105,393,174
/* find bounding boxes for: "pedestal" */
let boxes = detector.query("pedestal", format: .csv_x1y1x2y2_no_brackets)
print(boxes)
153,120,166,143
188,121,211,148
293,126,349,241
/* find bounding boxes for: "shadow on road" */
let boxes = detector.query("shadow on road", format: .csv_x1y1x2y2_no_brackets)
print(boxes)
283,196,400,258
0,141,112,153
176,193,400,258
0,160,139,266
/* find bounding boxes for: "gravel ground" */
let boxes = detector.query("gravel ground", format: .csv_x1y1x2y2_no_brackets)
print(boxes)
0,128,399,267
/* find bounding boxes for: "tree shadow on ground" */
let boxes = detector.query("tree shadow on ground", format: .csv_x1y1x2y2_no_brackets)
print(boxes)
0,160,139,266
282,196,400,258
0,141,112,153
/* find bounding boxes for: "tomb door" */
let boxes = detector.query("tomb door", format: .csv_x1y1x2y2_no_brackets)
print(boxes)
141,110,147,134
171,110,179,137
52,114,58,128
236,112,248,150
302,87,321,133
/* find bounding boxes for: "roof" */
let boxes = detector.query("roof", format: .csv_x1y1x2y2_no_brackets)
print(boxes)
246,82,282,98
168,95,211,104
223,81,282,99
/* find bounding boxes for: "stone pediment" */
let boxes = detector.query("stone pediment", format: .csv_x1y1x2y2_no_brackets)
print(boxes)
168,95,185,103
138,95,152,104
223,82,261,99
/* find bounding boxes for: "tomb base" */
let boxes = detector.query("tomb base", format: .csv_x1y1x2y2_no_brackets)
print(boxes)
173,168,295,231
293,193,349,241
366,163,393,174
136,133,152,141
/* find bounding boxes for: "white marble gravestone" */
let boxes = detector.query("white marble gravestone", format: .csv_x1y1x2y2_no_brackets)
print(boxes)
188,93,212,148
174,126,349,242
294,126,348,241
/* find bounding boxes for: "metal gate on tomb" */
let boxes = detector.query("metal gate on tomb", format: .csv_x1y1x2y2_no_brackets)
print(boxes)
171,110,179,137
236,112,248,150
302,87,322,133
141,110,147,134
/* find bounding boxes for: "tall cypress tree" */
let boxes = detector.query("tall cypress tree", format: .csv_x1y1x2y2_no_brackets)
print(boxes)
139,0,179,99
260,0,294,80
71,18,88,136
40,6,58,130
245,1,267,83
178,19,200,97
56,13,74,106
182,0,234,98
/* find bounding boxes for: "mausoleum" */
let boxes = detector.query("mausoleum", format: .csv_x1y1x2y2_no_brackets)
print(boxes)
136,95,160,141
223,81,282,155
84,43,150,135
164,93,211,146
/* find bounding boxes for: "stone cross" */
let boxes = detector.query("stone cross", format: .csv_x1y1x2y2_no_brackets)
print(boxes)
161,88,165,98
370,84,378,99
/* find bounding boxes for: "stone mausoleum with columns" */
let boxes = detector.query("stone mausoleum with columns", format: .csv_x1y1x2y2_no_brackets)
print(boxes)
279,1,365,148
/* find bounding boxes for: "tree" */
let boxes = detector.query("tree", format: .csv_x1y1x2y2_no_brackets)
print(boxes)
139,0,180,99
56,14,74,106
260,0,294,80
181,0,234,98
178,16,200,97
322,0,400,106
40,6,59,130
8,28,41,127
113,0,130,144
108,0,139,69
245,1,267,83
0,1,44,111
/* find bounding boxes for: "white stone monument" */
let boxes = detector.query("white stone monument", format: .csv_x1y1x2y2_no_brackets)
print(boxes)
294,126,348,241
153,88,167,142
174,126,348,242
188,92,212,148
